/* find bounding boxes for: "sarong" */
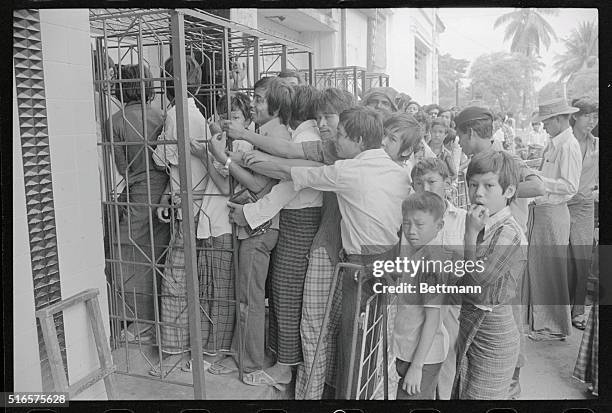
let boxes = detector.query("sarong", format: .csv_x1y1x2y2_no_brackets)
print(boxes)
525,203,572,338
573,305,598,395
268,207,322,364
567,198,595,317
198,233,235,353
295,247,342,399
452,304,519,399
160,223,190,353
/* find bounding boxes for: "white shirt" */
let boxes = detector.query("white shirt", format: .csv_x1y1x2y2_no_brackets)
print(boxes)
243,119,323,229
393,236,450,364
535,127,582,205
291,148,412,255
152,98,229,238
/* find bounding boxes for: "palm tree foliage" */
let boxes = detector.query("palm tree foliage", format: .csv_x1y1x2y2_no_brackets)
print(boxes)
494,8,559,57
553,20,598,82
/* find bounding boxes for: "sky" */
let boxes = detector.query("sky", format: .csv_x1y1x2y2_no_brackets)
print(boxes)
437,8,598,89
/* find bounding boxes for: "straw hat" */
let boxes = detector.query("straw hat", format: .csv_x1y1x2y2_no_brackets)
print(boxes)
532,98,579,123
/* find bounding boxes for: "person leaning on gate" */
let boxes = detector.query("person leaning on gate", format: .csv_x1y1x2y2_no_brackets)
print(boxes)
226,85,324,389
106,63,169,340
244,106,413,398
208,77,293,378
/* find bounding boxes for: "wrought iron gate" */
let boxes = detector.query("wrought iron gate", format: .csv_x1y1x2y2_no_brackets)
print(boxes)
90,8,313,399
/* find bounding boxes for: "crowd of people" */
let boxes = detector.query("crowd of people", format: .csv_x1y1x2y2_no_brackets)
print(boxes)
100,60,599,400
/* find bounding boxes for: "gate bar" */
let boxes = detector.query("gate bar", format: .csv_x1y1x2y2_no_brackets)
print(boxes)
170,10,206,399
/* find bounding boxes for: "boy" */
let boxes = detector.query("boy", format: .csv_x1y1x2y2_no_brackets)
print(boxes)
452,151,527,399
429,119,457,181
229,85,323,388
205,86,290,377
394,191,452,399
410,158,466,399
279,106,412,398
455,106,544,396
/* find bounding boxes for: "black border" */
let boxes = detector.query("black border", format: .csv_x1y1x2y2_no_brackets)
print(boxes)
4,0,611,411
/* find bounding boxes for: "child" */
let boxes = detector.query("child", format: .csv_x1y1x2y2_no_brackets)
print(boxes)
430,119,457,181
393,191,452,399
231,85,323,388
206,85,291,376
410,158,466,399
382,112,427,166
452,151,527,399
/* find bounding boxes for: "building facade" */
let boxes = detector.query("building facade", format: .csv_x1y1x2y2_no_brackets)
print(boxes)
231,8,444,103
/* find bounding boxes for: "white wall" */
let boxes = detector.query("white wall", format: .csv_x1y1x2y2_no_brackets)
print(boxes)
16,9,109,400
345,9,368,68
387,8,440,104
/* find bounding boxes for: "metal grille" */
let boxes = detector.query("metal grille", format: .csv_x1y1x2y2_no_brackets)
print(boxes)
91,8,313,399
313,66,367,100
13,8,68,391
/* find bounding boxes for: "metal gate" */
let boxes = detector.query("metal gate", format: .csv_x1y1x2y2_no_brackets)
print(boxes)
90,8,313,399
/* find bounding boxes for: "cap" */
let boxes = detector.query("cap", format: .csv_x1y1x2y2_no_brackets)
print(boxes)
454,106,493,129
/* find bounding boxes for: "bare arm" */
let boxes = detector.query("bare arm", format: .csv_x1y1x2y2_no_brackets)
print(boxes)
401,307,441,396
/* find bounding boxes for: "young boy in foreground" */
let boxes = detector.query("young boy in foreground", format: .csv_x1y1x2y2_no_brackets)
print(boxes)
393,191,452,399
452,151,527,399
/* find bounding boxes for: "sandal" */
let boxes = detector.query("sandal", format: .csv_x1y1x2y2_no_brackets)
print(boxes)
208,357,238,375
242,369,291,391
572,316,587,330
181,359,211,373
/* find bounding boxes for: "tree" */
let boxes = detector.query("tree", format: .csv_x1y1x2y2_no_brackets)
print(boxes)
553,21,598,82
538,81,564,101
494,8,558,112
438,53,470,108
469,52,543,113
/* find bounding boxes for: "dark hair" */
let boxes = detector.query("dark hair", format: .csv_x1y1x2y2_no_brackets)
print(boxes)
254,77,293,125
410,157,451,182
395,92,412,111
402,191,446,221
291,85,321,124
466,151,520,203
456,118,493,140
317,88,355,115
278,70,302,83
217,92,252,122
426,104,441,114
431,118,447,130
115,64,155,103
163,56,202,100
570,96,598,126
384,112,423,161
443,128,457,146
339,106,384,150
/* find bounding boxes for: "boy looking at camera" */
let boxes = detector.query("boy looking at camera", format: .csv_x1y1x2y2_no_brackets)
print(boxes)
452,151,527,399
393,191,452,399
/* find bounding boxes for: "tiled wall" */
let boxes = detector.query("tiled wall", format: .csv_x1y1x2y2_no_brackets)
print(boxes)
13,69,44,392
13,9,110,399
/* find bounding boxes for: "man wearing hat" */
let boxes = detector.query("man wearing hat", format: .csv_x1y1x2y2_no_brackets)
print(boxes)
525,98,582,342
448,106,545,399
362,86,398,118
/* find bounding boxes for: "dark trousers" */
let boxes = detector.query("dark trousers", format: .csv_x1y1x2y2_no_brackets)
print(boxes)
396,359,442,400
